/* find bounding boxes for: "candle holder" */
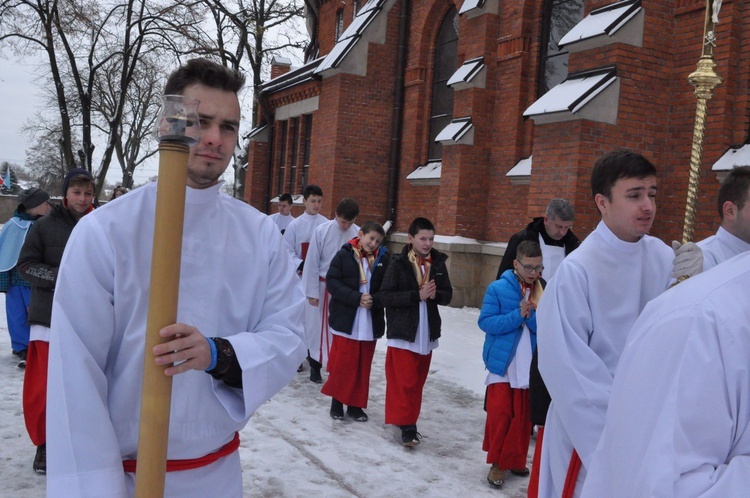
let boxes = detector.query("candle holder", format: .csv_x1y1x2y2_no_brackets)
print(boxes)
135,93,199,497
156,95,201,145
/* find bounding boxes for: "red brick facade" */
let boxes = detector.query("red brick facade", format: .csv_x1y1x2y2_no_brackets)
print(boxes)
246,0,749,245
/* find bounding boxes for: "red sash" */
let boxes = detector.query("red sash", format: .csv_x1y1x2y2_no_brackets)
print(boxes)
122,432,240,473
561,450,582,498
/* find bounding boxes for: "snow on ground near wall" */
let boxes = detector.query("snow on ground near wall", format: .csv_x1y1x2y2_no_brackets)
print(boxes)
0,299,531,497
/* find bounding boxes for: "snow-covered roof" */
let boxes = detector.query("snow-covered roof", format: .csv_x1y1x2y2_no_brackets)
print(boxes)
447,57,485,88
559,0,643,52
713,145,750,171
507,156,532,177
506,156,532,185
525,68,615,116
259,57,323,95
314,0,389,76
458,0,498,18
406,161,442,186
270,194,305,205
271,56,293,66
245,124,268,142
435,118,474,144
459,0,484,15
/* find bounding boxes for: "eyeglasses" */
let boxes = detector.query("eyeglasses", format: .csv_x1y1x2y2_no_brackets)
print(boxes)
519,264,544,273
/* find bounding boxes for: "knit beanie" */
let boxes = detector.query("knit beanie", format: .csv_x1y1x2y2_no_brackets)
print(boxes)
62,168,95,197
17,188,51,213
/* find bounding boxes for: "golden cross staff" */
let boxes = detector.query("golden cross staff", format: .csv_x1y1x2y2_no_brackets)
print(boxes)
681,0,723,245
134,95,201,497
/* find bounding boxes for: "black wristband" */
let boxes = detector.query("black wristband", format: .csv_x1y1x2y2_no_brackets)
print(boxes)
207,337,235,377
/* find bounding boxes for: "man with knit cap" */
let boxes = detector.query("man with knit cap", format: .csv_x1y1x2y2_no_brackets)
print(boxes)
0,188,51,368
18,168,95,474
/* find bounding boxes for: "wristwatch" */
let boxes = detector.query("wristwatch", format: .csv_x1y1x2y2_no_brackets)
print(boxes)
208,337,235,378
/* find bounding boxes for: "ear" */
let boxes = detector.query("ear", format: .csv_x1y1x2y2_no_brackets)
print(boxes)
722,200,736,221
594,193,608,215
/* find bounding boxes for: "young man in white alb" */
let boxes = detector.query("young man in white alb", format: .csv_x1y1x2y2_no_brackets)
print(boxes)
269,192,295,234
283,184,327,274
697,165,750,270
46,59,307,496
581,251,750,497
535,150,703,498
301,198,359,382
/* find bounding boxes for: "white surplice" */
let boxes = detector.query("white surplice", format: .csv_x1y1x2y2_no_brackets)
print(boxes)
536,220,674,497
282,211,328,268
697,225,750,271
538,233,566,281
269,211,295,232
302,219,359,364
46,182,307,497
582,252,750,498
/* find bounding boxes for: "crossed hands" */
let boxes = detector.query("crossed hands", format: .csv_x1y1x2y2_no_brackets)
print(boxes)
520,298,536,319
360,293,373,309
419,280,437,301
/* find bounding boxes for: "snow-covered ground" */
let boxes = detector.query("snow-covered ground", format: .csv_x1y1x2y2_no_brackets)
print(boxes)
0,299,531,497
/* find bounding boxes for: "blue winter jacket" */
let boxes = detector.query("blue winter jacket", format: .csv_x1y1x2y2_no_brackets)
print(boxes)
478,269,537,376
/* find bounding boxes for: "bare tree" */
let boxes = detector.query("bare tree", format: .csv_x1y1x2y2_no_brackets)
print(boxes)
23,126,74,194
174,0,306,198
0,0,205,196
94,52,164,188
191,0,307,126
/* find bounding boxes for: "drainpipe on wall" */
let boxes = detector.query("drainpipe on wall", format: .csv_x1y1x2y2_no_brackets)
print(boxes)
258,93,276,214
385,0,411,233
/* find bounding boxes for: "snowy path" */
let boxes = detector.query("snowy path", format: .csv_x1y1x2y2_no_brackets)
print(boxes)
0,301,531,497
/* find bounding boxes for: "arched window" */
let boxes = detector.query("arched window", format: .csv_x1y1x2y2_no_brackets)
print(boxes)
538,0,585,96
335,10,344,42
427,8,459,162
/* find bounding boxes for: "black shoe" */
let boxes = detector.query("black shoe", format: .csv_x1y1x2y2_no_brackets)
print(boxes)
309,366,322,383
17,349,27,369
33,444,46,474
346,407,368,422
400,426,421,447
297,363,304,372
330,399,344,420
308,357,323,383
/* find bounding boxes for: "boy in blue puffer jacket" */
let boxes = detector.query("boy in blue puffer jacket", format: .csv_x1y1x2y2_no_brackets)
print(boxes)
478,240,544,488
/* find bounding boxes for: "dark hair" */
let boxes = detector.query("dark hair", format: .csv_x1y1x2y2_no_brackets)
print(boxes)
591,150,657,199
303,184,323,200
164,58,245,95
110,186,128,200
516,240,542,260
408,217,435,236
335,198,359,220
63,168,95,196
278,193,293,204
360,221,385,237
718,166,750,219
546,198,574,221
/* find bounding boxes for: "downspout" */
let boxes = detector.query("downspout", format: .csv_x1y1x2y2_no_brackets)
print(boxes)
258,91,276,214
385,0,410,233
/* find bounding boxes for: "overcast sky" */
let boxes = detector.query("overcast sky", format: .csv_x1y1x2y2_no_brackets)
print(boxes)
0,55,252,187
0,56,40,167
